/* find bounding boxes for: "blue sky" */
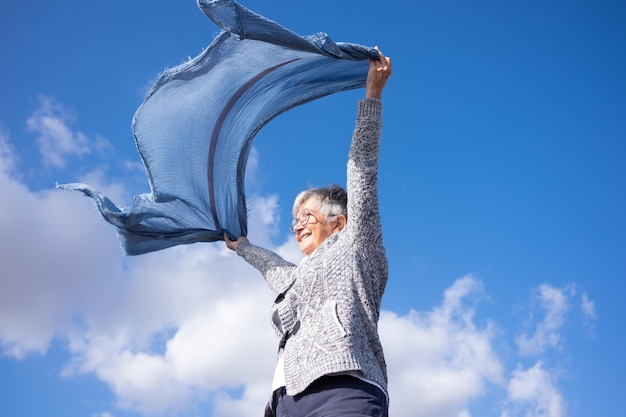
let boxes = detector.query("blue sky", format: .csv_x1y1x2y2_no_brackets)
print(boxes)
1,1,624,416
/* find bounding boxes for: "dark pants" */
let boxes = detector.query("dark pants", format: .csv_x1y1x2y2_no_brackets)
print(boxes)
265,375,388,417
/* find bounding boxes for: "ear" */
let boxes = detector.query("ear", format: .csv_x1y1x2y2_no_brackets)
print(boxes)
334,214,347,232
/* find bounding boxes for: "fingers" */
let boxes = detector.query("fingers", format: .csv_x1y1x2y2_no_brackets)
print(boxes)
373,46,392,77
224,233,249,251
365,46,392,99
224,232,236,251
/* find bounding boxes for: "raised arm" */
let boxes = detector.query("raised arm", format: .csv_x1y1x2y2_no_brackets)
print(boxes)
346,48,392,243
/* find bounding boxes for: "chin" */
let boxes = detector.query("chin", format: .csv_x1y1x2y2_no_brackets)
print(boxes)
299,244,313,256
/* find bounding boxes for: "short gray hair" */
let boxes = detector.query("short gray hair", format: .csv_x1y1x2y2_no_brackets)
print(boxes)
292,184,347,222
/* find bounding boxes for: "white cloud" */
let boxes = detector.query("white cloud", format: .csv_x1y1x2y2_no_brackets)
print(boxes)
0,127,17,173
502,362,566,417
54,217,280,416
581,293,596,320
0,130,123,358
515,284,572,356
26,95,111,168
381,276,504,417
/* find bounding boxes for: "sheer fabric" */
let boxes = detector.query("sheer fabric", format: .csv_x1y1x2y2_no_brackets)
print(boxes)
58,0,377,255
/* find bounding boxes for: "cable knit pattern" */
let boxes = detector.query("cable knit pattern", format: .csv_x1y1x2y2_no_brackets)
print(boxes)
236,98,388,396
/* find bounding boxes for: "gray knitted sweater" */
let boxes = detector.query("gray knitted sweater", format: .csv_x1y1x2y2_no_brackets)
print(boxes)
236,98,388,396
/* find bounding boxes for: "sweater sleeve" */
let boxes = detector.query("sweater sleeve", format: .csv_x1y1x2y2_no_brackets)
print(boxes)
346,98,383,246
236,241,296,293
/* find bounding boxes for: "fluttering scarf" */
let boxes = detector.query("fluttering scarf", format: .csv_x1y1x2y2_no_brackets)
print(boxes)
58,0,377,255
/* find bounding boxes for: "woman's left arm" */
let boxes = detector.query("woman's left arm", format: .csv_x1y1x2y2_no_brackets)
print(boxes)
346,48,392,242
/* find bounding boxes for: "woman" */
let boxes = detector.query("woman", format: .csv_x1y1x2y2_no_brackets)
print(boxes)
225,47,392,417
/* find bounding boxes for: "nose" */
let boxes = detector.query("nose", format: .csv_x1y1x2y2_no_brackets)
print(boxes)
294,222,305,234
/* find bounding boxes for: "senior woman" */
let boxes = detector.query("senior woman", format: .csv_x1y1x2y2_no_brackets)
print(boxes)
225,47,392,417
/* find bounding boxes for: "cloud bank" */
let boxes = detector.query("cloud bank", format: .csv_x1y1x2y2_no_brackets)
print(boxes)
0,98,596,417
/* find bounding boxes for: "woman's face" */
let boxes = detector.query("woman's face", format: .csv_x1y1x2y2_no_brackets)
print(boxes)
293,199,339,256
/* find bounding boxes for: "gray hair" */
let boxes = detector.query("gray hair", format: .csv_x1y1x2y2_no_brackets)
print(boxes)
292,184,347,222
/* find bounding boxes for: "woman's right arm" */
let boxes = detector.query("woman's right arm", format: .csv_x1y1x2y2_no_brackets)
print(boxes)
225,233,296,293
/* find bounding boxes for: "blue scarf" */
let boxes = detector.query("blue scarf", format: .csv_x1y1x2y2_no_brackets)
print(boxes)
58,0,377,255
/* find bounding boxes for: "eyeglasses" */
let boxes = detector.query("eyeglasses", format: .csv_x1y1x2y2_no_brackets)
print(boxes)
290,208,319,233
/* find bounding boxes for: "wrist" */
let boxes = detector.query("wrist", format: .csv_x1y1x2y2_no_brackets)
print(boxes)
365,88,382,99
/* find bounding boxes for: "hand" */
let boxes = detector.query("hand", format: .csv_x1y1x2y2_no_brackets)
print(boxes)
224,233,249,251
365,46,392,99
